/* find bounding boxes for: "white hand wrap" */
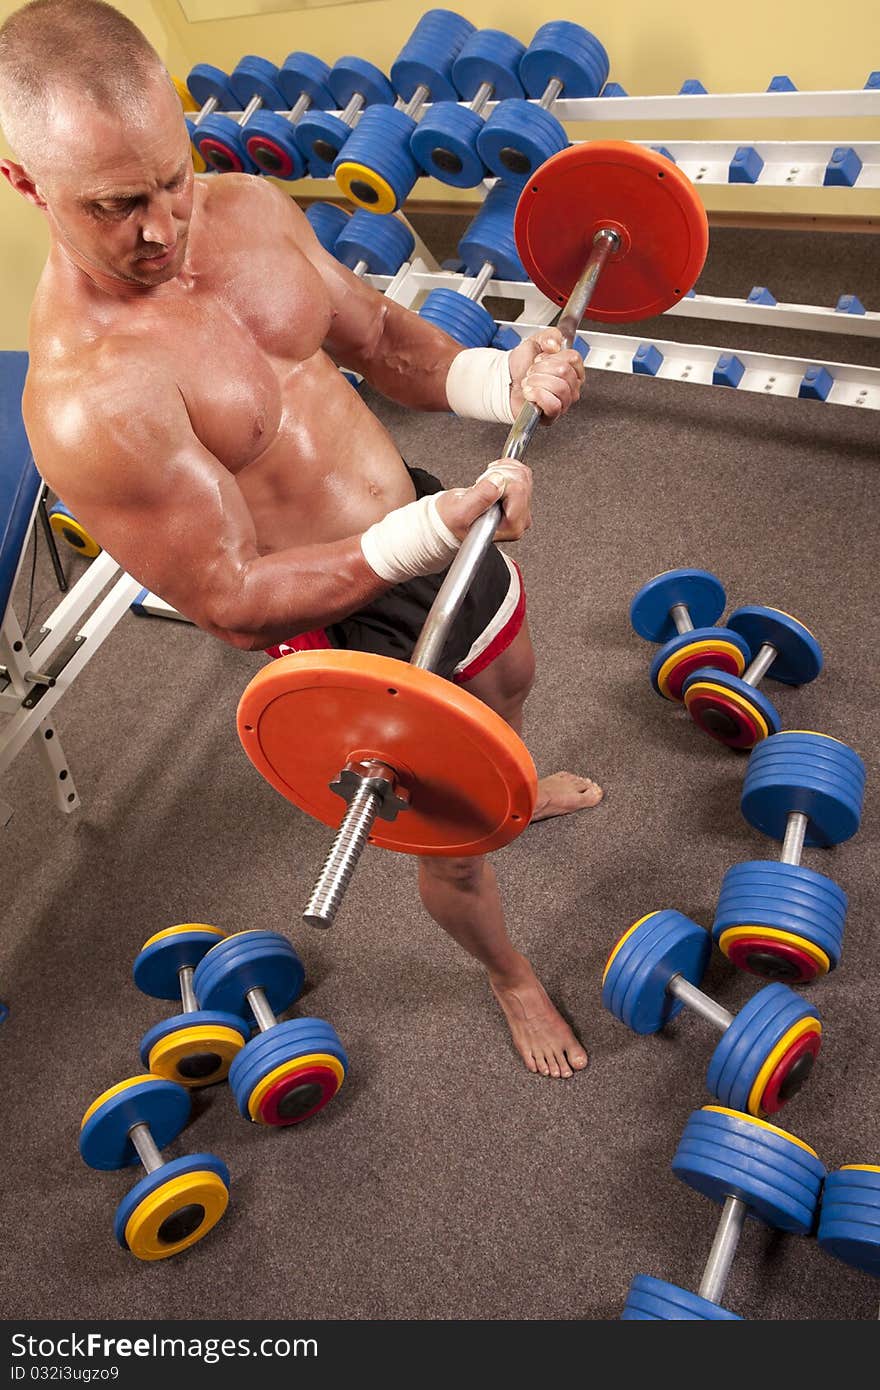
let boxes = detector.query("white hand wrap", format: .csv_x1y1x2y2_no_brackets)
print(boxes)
360,492,462,584
445,347,515,425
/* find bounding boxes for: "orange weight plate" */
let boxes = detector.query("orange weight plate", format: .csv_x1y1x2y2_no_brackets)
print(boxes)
514,141,709,323
238,651,537,856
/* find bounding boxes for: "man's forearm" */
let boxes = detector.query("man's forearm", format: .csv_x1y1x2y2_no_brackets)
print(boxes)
341,300,463,411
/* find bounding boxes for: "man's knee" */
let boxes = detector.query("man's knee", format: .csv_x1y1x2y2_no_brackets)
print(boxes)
418,855,486,891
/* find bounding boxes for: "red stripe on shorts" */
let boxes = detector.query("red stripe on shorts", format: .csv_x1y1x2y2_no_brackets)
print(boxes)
265,628,333,660
454,560,526,684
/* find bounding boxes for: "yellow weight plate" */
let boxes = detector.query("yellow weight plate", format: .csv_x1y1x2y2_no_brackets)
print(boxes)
703,1105,819,1158
747,1017,823,1117
334,161,399,213
172,76,198,111
147,1025,246,1088
656,639,746,700
683,679,771,740
48,511,101,558
718,926,830,976
140,923,226,951
764,608,817,638
247,1051,345,1122
841,1165,880,1173
782,731,845,743
125,1170,228,1260
602,912,659,984
81,1076,151,1130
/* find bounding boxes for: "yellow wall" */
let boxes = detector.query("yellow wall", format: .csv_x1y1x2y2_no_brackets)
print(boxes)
1,0,878,346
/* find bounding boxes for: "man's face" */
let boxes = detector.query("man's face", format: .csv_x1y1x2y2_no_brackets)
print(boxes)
36,73,195,288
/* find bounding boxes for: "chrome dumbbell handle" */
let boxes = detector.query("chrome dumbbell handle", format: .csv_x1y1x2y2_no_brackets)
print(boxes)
536,76,564,112
246,987,278,1033
178,966,198,1014
670,603,694,635
128,1122,163,1175
667,974,734,1033
779,811,808,866
699,1196,747,1304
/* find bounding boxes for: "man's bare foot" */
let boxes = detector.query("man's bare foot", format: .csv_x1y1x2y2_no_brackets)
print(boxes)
532,770,604,822
490,954,588,1078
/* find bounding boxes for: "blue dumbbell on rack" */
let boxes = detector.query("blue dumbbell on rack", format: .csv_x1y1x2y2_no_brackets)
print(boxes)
193,930,348,1127
243,52,335,180
682,606,823,749
295,57,396,179
476,21,609,184
622,1105,825,1318
334,8,477,212
417,181,529,348
714,731,866,985
410,27,526,188
79,1075,230,1261
629,568,751,703
195,56,287,174
134,924,250,1088
818,1166,880,1296
181,63,237,173
602,910,823,1117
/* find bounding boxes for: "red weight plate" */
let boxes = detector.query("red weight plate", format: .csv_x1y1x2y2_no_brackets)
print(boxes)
665,648,743,702
759,1029,822,1114
238,650,537,856
257,1064,340,1126
725,936,822,986
684,688,764,749
514,141,709,323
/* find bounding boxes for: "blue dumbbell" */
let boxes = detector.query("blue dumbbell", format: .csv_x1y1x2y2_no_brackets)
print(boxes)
630,568,751,703
622,1105,825,1318
296,57,396,179
305,201,351,253
334,8,477,212
196,56,287,174
682,606,823,749
182,63,237,172
602,910,822,1117
418,181,529,348
410,28,525,188
818,1166,880,1287
476,21,609,184
193,930,348,1127
714,732,866,985
79,1075,230,1260
134,924,250,1088
243,52,334,180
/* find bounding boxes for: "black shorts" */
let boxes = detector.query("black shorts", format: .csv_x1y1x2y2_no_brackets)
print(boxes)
266,465,526,682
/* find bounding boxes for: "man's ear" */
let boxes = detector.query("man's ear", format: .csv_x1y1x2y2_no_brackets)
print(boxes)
0,158,47,209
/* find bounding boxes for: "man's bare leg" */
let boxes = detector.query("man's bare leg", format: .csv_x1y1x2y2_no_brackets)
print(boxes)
418,855,588,1078
415,617,595,1076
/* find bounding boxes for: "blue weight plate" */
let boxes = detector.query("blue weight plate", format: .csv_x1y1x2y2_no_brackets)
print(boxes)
328,56,395,109
245,112,307,180
621,1275,742,1320
630,569,726,642
297,112,352,176
193,931,305,1018
457,181,528,281
818,1218,880,1276
673,1108,824,1231
278,51,334,109
336,210,415,275
113,1153,229,1250
133,928,228,999
391,11,476,104
410,105,487,187
492,325,521,351
139,1011,250,1068
742,735,866,845
419,289,496,347
681,669,782,734
195,114,257,175
519,21,610,99
305,201,351,255
452,29,526,102
187,64,235,110
476,101,567,185
714,864,847,967
80,1077,191,1171
649,626,751,698
707,983,818,1112
727,607,823,685
334,107,420,212
602,909,710,1034
229,55,286,110
229,1017,348,1117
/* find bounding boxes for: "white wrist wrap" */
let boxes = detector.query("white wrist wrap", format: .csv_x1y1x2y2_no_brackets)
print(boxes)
445,348,515,425
360,492,461,584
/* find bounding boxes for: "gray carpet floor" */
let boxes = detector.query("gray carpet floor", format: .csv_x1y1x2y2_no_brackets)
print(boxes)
1,223,878,1321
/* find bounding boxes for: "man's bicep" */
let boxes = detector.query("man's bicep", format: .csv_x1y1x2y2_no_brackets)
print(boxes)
33,384,258,631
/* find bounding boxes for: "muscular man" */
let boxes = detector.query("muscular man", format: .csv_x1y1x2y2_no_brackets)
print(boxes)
0,0,602,1077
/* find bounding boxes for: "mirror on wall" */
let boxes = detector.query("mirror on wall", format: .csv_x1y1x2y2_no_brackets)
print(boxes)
178,0,379,18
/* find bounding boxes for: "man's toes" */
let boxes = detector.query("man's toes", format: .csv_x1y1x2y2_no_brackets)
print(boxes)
568,1046,589,1071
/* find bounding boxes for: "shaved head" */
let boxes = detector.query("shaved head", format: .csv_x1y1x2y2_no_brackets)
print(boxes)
0,0,171,177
